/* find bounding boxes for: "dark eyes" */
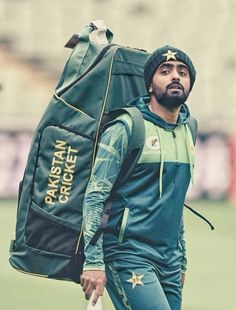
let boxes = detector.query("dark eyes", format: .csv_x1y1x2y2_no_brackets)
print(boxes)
160,68,188,76
160,69,170,75
179,70,188,76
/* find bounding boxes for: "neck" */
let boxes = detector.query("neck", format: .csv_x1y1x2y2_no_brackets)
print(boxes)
148,94,181,124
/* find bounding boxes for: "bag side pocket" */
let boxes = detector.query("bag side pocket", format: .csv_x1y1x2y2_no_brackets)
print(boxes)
25,201,80,256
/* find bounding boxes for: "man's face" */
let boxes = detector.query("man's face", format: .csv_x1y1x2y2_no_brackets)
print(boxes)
150,61,191,108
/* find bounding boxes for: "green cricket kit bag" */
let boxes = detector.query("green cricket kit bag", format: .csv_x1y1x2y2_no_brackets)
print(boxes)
9,21,148,283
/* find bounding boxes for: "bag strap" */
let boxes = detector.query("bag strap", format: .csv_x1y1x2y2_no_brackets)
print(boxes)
187,117,198,145
89,107,145,245
184,203,215,230
110,107,145,188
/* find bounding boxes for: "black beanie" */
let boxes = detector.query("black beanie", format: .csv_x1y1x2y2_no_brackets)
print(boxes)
144,45,196,91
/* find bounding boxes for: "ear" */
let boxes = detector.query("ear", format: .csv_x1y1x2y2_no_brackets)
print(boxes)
149,86,153,93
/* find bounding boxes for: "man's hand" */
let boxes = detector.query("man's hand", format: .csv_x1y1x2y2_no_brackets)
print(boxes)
181,272,185,288
81,270,107,306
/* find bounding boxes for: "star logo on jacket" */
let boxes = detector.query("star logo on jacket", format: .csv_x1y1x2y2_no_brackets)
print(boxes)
162,50,177,61
146,136,160,151
126,272,144,289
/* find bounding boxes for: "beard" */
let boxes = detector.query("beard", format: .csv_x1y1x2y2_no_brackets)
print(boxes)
153,84,189,109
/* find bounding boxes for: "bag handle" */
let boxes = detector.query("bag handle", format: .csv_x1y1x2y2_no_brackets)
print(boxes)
56,21,113,95
64,20,113,49
89,20,113,45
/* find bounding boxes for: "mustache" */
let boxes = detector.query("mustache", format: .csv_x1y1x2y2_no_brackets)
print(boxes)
166,82,184,91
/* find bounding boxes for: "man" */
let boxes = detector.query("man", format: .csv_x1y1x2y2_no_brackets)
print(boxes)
81,45,196,310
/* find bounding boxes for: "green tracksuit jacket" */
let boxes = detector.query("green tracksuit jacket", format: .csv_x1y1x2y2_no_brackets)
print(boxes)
83,96,195,273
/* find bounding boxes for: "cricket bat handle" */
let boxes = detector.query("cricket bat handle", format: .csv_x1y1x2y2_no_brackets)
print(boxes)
87,291,103,310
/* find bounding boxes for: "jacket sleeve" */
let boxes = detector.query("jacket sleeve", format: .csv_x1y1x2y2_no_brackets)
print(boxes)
82,121,130,271
179,219,187,272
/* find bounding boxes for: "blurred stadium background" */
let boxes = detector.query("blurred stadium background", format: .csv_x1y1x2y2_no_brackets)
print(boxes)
0,0,235,309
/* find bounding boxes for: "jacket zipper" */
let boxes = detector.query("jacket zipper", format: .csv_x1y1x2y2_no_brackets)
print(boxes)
172,130,178,160
172,130,178,198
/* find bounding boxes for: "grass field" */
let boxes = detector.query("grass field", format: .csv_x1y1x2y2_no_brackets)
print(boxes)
1,199,236,310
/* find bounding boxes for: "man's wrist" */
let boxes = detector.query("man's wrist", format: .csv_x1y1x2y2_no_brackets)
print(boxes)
83,263,105,272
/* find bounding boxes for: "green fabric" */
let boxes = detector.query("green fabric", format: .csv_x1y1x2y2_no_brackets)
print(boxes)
95,97,193,272
106,259,182,310
82,113,189,272
83,122,130,270
9,23,149,283
106,262,132,310
138,122,195,164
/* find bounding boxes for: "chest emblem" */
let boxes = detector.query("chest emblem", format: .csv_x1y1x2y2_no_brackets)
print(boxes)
146,136,161,151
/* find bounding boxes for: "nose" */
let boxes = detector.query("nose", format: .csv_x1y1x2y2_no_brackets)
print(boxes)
171,68,180,81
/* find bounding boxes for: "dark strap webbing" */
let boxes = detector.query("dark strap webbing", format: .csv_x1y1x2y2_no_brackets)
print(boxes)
187,117,198,145
112,107,145,187
184,203,215,230
105,107,145,150
89,107,145,246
